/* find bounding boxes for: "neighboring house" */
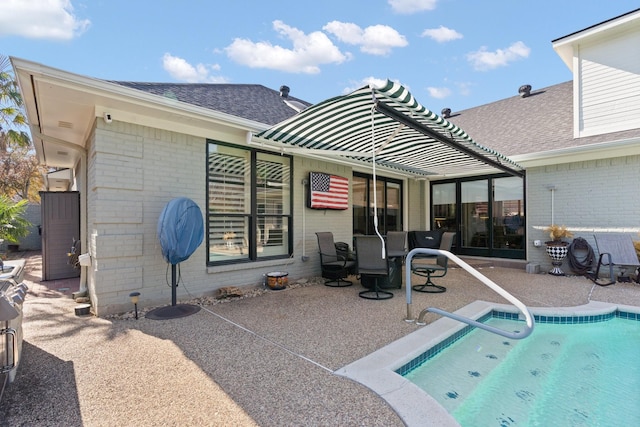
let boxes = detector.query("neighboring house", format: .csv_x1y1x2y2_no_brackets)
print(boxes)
11,8,640,315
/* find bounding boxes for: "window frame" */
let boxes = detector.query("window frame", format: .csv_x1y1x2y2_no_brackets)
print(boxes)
430,173,526,260
206,140,293,266
352,172,403,235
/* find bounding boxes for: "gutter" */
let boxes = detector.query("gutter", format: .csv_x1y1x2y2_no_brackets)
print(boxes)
511,136,640,167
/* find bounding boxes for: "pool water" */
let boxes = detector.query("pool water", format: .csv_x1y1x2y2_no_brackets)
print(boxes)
402,316,640,426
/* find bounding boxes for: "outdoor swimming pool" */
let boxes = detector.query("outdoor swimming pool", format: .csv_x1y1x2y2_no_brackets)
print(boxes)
337,301,640,427
399,310,640,426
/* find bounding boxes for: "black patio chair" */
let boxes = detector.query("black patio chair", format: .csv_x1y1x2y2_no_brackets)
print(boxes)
386,231,408,261
355,235,394,300
411,232,456,293
316,232,355,287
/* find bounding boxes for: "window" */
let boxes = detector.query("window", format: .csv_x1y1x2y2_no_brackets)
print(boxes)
352,173,403,235
207,141,292,265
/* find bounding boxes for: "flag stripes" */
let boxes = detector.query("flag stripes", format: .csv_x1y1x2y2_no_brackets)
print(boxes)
309,172,349,210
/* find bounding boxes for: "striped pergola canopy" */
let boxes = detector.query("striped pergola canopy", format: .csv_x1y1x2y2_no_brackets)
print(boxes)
254,80,523,178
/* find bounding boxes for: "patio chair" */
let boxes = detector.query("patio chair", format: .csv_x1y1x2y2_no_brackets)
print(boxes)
386,231,408,260
316,232,355,287
411,232,456,293
354,235,394,300
589,233,640,286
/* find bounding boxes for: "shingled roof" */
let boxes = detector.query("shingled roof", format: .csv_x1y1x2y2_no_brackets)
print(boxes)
447,81,640,157
110,82,311,126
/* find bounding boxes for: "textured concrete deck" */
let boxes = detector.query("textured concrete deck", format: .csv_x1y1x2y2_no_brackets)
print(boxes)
1,251,639,426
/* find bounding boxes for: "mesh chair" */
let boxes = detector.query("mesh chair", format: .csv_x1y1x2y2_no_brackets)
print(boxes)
316,232,355,287
411,232,456,293
355,235,394,300
386,231,408,260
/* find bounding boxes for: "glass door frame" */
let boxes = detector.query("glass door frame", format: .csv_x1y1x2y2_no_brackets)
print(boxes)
352,172,403,236
430,173,526,260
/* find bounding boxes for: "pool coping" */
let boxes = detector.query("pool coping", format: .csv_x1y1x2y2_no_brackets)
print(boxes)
334,300,640,427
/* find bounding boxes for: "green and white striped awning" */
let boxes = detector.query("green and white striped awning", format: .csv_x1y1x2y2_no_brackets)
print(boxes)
254,80,523,178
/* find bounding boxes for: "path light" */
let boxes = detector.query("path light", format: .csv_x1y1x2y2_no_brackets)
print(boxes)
129,292,141,319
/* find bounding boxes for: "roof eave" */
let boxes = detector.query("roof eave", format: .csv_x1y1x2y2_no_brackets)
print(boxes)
12,57,270,131
512,136,640,167
11,57,273,169
552,8,640,71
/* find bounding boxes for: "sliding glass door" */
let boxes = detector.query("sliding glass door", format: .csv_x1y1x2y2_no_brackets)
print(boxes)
461,179,489,250
431,174,525,259
492,176,525,257
353,173,403,236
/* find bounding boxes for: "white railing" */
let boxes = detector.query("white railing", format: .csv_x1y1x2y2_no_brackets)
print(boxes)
404,248,534,340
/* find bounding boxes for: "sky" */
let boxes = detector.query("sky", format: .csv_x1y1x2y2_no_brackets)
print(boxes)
2,0,639,112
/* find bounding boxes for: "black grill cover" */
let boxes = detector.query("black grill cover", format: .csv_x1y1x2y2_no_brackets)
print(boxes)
408,230,443,250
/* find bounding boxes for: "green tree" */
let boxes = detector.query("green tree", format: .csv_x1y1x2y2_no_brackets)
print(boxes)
0,54,43,202
1,55,30,152
0,147,44,200
0,196,30,244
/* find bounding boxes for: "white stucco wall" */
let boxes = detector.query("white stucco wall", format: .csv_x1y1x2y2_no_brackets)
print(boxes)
525,154,640,273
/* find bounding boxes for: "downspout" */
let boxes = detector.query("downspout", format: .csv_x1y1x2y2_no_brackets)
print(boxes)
301,178,309,261
548,185,556,225
74,151,88,298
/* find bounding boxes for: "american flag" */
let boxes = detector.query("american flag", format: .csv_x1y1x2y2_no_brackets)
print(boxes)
309,172,349,210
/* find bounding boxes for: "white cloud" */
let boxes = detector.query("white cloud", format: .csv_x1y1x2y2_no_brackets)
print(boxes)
426,86,451,99
225,20,349,74
324,21,408,56
421,26,463,43
0,0,90,40
388,0,438,14
467,41,531,71
162,53,227,83
342,76,390,94
456,81,472,96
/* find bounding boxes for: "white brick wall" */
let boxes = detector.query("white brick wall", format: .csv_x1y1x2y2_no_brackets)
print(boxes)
87,121,371,315
526,155,640,274
406,179,426,231
84,118,640,313
293,157,354,277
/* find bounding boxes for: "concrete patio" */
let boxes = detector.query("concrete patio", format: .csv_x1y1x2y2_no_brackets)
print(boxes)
1,251,639,426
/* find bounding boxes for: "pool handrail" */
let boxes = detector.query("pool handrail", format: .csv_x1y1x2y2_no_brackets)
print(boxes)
405,248,535,340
